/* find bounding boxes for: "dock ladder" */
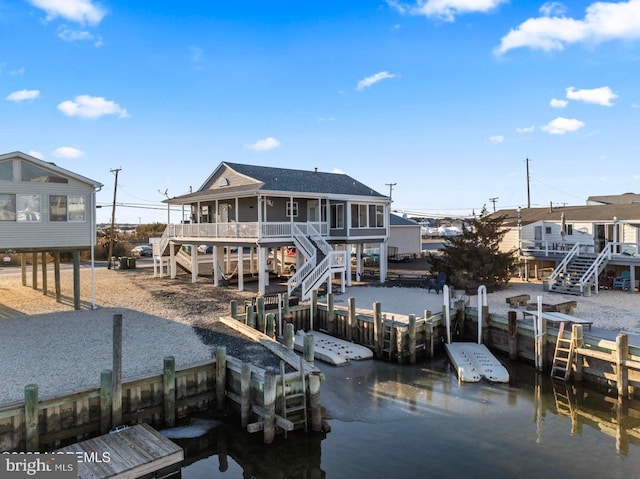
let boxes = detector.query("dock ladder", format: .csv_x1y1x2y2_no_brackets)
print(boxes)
280,358,308,436
550,323,582,381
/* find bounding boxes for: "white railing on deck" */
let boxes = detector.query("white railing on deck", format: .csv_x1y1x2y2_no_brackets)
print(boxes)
520,240,595,256
163,221,330,241
547,242,580,284
579,242,613,294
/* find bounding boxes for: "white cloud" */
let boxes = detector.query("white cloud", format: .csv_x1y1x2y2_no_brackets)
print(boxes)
52,146,84,159
57,26,103,45
550,98,568,108
28,150,44,159
245,137,280,151
5,89,40,102
541,117,585,134
58,95,129,119
356,71,397,91
28,0,106,26
566,86,617,106
495,0,640,55
388,0,507,22
332,168,345,174
516,125,536,133
488,135,504,143
539,2,567,17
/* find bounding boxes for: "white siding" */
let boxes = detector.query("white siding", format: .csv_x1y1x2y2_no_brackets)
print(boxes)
388,225,422,255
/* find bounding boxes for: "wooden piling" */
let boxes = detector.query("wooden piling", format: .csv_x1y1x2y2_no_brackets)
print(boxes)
54,251,61,302
112,314,123,427
263,370,277,444
21,253,27,286
240,361,252,428
100,370,113,434
311,289,318,331
617,334,629,399
216,346,227,411
327,293,335,335
247,305,255,328
266,313,275,339
348,297,355,342
163,356,176,427
257,296,265,333
32,252,37,290
508,311,518,360
373,302,382,357
229,300,237,319
41,251,47,295
283,293,290,316
304,333,314,363
24,384,39,452
309,372,322,432
408,315,416,364
284,323,294,350
73,250,80,310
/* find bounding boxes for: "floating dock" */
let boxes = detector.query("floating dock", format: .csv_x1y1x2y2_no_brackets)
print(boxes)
445,343,510,383
294,330,373,366
56,424,183,479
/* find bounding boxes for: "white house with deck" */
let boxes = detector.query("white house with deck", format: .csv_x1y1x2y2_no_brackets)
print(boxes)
153,162,391,299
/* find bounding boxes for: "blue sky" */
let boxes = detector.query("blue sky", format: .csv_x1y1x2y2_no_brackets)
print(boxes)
2,0,639,224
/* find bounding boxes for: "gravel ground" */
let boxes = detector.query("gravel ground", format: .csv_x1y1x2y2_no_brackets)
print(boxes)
0,264,284,405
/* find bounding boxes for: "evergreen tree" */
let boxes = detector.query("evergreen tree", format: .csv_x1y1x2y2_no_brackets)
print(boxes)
429,213,516,289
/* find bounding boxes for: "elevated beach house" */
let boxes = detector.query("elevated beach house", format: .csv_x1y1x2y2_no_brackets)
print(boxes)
0,151,103,309
154,162,391,299
490,200,640,295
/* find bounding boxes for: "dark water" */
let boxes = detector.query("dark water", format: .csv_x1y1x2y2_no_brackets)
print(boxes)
176,357,640,479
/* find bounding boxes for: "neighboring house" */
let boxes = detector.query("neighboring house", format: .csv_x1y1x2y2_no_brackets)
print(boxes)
489,203,640,295
155,162,391,299
0,151,103,308
587,192,640,206
388,214,422,259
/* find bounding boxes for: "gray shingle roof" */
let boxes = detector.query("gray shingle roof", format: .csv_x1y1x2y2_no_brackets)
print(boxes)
587,193,640,205
390,213,419,226
224,162,385,197
490,204,640,226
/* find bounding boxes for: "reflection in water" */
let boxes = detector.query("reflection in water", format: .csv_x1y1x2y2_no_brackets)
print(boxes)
181,357,640,479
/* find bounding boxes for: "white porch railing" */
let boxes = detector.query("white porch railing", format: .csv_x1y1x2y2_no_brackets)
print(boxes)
547,242,581,285
579,242,613,294
163,221,329,241
520,240,595,256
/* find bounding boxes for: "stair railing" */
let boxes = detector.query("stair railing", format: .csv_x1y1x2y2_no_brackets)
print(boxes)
547,242,580,285
579,242,613,294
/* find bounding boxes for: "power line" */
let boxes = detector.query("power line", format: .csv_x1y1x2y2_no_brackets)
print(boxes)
489,197,498,212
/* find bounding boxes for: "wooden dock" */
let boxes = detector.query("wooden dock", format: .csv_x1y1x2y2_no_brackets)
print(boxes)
56,424,183,479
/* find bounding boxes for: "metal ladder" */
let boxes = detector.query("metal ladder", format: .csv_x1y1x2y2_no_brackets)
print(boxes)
550,322,575,381
280,358,308,436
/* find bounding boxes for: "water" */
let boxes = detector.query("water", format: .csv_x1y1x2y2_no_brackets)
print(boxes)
177,357,640,479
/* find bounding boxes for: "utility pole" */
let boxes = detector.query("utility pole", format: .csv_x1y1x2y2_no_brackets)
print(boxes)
385,182,397,202
489,197,498,212
107,168,121,270
159,189,170,225
526,158,531,209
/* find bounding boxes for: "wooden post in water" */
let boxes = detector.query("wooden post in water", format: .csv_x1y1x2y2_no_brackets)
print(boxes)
374,302,382,357
309,372,322,432
229,300,237,319
163,356,176,427
266,313,275,338
283,292,290,316
240,361,252,428
482,302,491,346
54,251,61,302
327,293,335,335
100,370,113,434
263,370,277,444
112,314,123,427
257,296,265,333
348,297,356,342
247,305,255,328
32,252,37,290
73,250,81,310
304,333,314,363
41,251,47,295
311,289,318,331
284,323,294,350
507,311,518,360
616,334,629,399
21,253,27,286
573,324,583,382
24,384,39,452
408,314,416,364
216,346,227,411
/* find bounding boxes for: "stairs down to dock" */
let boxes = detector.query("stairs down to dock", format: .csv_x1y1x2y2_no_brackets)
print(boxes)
549,256,594,296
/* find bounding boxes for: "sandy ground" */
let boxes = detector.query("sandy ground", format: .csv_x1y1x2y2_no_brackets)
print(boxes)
1,260,640,403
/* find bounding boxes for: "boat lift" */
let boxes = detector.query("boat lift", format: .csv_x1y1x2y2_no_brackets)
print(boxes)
443,285,510,383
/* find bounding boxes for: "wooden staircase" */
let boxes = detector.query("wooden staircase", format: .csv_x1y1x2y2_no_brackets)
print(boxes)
550,323,583,381
280,359,308,436
549,256,595,296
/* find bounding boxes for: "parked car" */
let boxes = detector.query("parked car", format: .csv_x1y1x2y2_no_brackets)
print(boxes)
131,245,152,256
269,247,297,274
198,244,213,254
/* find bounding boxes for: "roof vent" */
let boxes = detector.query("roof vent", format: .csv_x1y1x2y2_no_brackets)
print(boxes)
220,178,229,187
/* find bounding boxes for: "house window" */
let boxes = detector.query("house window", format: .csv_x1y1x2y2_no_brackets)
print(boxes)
17,195,41,222
0,160,12,181
369,205,384,227
49,195,68,221
565,224,573,236
351,204,371,228
219,178,229,187
330,204,344,228
287,201,298,218
545,227,552,235
21,161,68,183
0,194,16,221
68,196,86,222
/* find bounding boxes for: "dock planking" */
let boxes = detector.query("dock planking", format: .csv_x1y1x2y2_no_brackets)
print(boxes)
56,423,183,479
